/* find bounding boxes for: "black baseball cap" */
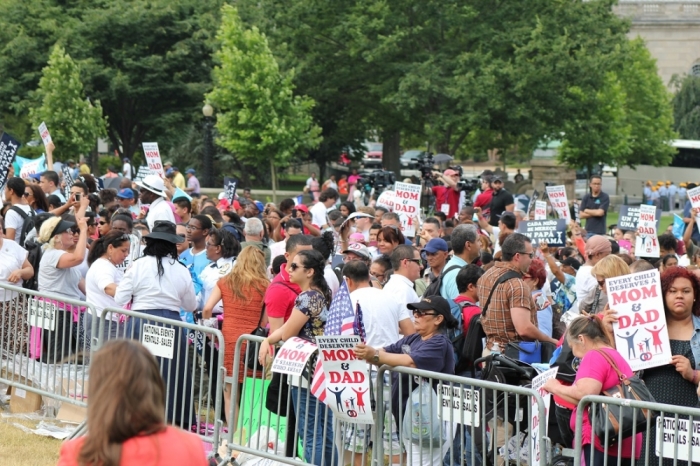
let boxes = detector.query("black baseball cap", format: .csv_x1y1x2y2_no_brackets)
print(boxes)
408,295,453,321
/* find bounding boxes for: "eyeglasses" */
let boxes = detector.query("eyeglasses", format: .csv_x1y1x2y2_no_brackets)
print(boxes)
186,224,202,231
412,309,437,318
522,274,532,280
289,263,306,271
370,272,385,280
22,192,31,197
517,251,534,259
205,241,220,248
405,258,421,265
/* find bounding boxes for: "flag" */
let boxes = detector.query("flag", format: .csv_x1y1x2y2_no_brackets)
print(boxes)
311,280,356,403
353,302,366,343
673,214,685,240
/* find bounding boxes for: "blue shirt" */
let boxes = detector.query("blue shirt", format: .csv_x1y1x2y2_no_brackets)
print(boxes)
439,255,468,300
683,200,700,243
179,249,211,281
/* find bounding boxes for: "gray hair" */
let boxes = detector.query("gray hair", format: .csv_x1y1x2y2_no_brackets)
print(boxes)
501,233,531,261
451,224,478,255
244,217,264,236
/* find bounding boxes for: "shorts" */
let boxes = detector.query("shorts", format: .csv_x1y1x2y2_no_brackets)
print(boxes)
342,370,403,455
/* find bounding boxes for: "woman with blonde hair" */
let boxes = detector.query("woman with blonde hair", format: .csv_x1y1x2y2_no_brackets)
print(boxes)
57,340,207,466
37,215,89,362
202,245,269,427
579,254,630,315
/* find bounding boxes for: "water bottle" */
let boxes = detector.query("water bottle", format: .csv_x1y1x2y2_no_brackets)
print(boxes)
491,342,501,355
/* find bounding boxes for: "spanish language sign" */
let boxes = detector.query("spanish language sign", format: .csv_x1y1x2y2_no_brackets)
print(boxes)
606,270,670,371
534,201,547,220
141,142,164,177
531,368,558,466
316,335,373,424
38,122,52,148
141,324,175,359
0,133,20,192
655,416,700,461
516,219,567,247
635,204,660,258
394,182,421,236
271,337,318,376
545,185,570,221
438,383,480,427
617,205,661,231
133,166,151,183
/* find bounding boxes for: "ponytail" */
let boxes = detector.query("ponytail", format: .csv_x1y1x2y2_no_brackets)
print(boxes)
297,249,332,304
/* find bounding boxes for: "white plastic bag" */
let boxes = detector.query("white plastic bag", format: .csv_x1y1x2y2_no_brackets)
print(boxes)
402,378,443,448
236,426,287,466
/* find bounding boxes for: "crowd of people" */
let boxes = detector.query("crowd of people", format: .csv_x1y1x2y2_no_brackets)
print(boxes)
2,156,700,466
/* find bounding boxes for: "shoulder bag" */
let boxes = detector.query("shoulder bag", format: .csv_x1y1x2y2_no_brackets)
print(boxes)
593,349,656,446
246,303,269,370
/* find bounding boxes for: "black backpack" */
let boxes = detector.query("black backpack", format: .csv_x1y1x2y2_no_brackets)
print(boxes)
9,206,36,247
22,238,43,291
424,264,465,356
463,270,521,376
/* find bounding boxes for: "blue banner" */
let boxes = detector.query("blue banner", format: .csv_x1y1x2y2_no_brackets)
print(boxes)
673,214,685,240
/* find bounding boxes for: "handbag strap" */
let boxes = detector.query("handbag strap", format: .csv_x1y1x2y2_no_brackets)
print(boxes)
594,348,626,381
255,303,266,328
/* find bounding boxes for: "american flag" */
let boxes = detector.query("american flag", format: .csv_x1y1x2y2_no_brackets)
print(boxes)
310,280,364,403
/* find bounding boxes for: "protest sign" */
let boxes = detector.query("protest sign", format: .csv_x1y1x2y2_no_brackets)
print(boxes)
530,368,558,466
655,417,700,461
545,185,570,221
687,185,700,209
516,219,567,246
0,133,20,192
141,142,164,177
534,201,547,220
38,122,52,148
438,383,480,427
376,190,396,211
607,269,670,371
635,204,660,258
141,324,175,359
224,177,237,205
133,165,151,183
526,190,539,219
271,337,317,376
394,182,421,236
617,205,661,231
316,335,372,424
573,202,580,225
62,165,74,200
18,154,46,179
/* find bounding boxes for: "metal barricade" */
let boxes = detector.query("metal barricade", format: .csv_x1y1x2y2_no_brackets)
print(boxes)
96,306,227,454
0,282,98,412
220,334,552,466
573,394,700,466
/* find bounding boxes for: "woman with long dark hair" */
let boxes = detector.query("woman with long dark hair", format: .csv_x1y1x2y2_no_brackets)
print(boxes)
114,221,197,428
258,249,335,466
57,340,207,466
25,183,49,213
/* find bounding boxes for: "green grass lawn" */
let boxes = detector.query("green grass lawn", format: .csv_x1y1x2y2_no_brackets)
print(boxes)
606,211,676,233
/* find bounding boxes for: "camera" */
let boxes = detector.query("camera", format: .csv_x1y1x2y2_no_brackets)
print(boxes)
356,169,396,204
416,153,435,180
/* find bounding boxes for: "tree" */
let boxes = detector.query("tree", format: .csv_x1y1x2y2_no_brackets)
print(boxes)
672,74,700,140
29,45,106,160
206,5,321,198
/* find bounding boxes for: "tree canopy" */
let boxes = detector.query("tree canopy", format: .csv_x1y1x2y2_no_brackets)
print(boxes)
672,74,700,141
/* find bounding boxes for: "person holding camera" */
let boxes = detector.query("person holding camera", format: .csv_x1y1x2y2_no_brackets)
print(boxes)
429,168,461,218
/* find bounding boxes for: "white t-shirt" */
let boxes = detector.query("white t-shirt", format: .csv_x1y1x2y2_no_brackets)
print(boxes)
310,202,328,228
4,204,33,243
350,286,410,348
324,264,339,298
575,264,596,306
38,249,83,300
86,258,122,319
145,197,175,231
0,239,28,300
382,274,420,320
122,162,132,179
114,233,142,275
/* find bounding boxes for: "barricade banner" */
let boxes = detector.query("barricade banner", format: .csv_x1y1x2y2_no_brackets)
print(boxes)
545,185,570,221
534,201,547,220
617,205,661,231
271,337,317,376
394,182,420,236
517,219,567,246
141,323,175,359
655,416,700,461
635,204,660,258
606,269,670,371
437,382,480,427
531,368,557,466
316,335,373,424
141,142,164,177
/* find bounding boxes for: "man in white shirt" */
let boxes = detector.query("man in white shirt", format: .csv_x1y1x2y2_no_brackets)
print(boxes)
122,157,132,179
381,245,421,318
3,177,34,244
136,174,175,231
310,188,339,228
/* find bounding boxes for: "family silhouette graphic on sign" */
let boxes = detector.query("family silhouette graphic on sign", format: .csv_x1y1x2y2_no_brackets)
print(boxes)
616,323,666,362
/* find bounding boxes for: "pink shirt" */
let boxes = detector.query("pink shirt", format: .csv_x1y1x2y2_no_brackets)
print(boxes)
571,348,642,458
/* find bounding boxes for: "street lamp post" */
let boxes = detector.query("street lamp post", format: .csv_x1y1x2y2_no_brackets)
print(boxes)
202,103,214,188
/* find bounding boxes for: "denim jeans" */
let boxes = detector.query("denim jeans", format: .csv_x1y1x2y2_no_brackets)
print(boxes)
291,385,337,466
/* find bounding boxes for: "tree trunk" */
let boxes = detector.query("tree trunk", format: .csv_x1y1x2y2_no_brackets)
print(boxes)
383,129,401,177
270,158,278,203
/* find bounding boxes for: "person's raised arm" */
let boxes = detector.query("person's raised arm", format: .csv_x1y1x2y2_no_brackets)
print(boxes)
74,193,89,220
45,141,55,171
474,207,493,233
540,241,566,285
684,208,697,251
56,217,88,268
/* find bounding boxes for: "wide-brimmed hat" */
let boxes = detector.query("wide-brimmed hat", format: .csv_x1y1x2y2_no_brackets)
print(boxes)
144,220,184,243
135,174,166,197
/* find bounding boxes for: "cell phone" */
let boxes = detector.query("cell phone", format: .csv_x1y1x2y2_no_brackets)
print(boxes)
292,209,298,218
75,193,81,201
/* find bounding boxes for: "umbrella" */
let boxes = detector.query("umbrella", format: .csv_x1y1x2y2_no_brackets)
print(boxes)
433,153,454,163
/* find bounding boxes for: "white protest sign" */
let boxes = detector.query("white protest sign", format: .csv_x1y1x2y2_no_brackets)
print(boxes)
655,416,700,461
19,155,46,179
133,166,151,183
531,368,558,466
316,335,373,424
271,337,318,376
607,270,670,371
687,186,700,209
438,383,480,427
635,204,660,258
545,185,570,221
27,299,56,331
38,122,52,148
141,324,175,359
393,182,421,236
534,201,547,220
141,142,164,177
376,190,396,211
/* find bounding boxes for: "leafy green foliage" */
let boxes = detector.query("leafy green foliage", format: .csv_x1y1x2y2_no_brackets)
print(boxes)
29,45,107,161
672,74,700,140
206,5,321,168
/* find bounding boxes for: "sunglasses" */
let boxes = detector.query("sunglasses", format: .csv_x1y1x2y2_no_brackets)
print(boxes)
405,258,421,265
22,192,31,197
412,309,437,318
99,221,107,225
289,263,306,271
69,227,80,234
518,251,535,259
